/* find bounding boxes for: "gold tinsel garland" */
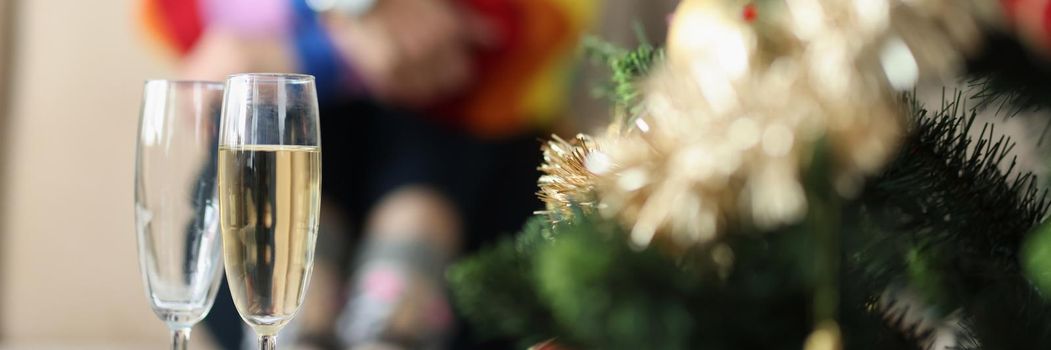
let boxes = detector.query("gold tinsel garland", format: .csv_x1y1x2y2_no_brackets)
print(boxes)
536,134,599,221
538,0,1001,249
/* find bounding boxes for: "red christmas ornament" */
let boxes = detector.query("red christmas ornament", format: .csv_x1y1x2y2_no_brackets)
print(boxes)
742,3,758,22
1000,0,1051,51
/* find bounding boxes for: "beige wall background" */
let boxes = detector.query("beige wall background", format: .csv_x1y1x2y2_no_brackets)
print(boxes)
0,0,206,347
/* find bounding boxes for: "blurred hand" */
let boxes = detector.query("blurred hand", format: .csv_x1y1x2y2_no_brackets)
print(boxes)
319,0,491,105
180,29,298,82
323,0,494,106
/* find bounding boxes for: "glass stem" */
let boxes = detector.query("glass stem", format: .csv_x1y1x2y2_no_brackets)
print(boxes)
259,334,277,350
171,327,191,350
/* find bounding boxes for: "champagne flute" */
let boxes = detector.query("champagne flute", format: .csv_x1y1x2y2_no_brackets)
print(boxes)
218,73,322,350
135,80,226,349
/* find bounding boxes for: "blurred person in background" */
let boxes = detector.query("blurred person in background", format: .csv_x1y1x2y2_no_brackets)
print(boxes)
140,0,595,348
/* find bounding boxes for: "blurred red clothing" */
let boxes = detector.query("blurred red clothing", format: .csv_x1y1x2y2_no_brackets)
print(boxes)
141,0,595,138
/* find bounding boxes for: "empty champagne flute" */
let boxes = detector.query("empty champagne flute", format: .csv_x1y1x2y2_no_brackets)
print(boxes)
135,80,226,349
218,73,322,350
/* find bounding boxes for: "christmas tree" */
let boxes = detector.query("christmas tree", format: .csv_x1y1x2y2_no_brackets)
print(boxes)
447,1,1051,349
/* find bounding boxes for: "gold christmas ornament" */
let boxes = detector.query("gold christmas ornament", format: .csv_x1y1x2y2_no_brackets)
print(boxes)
804,321,843,350
583,0,1000,249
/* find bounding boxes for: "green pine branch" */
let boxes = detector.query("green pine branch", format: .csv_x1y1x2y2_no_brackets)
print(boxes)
967,35,1051,117
857,90,1051,349
581,36,663,126
446,216,559,347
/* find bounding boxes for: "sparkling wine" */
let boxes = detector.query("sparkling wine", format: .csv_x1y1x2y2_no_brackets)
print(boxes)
219,145,321,336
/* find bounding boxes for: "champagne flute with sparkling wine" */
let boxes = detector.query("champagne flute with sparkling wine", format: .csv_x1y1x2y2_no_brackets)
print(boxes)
218,73,322,350
135,80,226,349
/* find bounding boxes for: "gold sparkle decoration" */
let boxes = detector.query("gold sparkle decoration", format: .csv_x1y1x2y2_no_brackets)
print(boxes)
536,134,601,221
583,0,1001,249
